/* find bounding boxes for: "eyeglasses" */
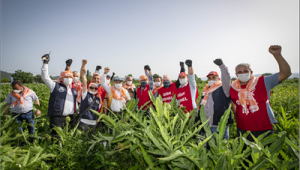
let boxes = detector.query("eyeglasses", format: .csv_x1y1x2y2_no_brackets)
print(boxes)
89,87,98,90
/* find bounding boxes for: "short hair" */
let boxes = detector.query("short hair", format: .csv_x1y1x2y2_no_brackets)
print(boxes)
11,80,23,87
126,76,133,81
73,71,79,74
235,63,252,72
154,77,162,81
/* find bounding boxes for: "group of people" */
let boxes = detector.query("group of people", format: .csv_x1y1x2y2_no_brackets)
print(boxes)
4,45,291,144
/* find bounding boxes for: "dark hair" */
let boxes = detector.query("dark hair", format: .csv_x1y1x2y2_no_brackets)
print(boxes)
154,77,162,81
11,80,23,87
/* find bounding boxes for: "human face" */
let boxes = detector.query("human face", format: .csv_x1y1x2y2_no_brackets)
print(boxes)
73,72,79,78
92,75,101,84
61,75,73,82
12,84,23,93
179,75,186,80
89,85,98,93
207,75,220,81
235,66,252,77
127,77,133,82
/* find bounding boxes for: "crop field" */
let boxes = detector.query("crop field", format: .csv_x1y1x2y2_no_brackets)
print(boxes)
0,79,299,170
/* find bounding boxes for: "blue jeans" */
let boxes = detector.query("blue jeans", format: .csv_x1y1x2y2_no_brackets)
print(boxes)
12,111,35,143
210,125,229,140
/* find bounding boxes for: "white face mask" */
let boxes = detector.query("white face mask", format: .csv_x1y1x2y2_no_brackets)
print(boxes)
13,89,22,93
73,77,79,83
208,80,216,86
63,78,73,86
89,91,97,95
238,73,251,82
155,82,161,87
179,78,187,85
127,81,132,85
115,83,122,89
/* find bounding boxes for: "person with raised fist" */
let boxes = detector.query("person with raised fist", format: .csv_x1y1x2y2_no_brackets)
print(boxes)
101,67,130,118
136,65,154,114
230,45,291,142
76,60,102,136
174,59,197,113
198,58,233,140
41,53,78,137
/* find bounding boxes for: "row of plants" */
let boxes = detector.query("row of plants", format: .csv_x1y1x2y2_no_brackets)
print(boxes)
0,81,298,169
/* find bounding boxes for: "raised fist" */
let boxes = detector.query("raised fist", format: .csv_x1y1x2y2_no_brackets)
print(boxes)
144,65,151,71
82,59,87,65
96,66,102,71
185,59,192,67
104,67,110,74
213,58,223,66
180,61,184,68
269,45,282,56
41,54,50,64
112,72,115,76
66,59,73,66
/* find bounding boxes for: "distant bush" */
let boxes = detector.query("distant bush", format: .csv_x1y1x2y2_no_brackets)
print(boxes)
1,78,10,83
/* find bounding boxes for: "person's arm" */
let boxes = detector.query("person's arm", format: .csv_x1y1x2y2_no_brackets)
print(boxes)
111,72,115,80
185,60,196,88
268,45,292,83
81,60,88,94
214,59,231,98
41,54,55,92
175,62,185,89
34,98,41,116
4,103,10,115
231,101,236,114
124,89,131,101
144,65,153,91
102,67,112,94
65,59,72,71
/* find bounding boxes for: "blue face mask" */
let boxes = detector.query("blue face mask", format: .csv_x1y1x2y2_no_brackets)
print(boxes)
163,81,171,88
141,81,147,87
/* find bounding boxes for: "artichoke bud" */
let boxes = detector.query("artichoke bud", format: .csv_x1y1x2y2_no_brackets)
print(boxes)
66,116,71,123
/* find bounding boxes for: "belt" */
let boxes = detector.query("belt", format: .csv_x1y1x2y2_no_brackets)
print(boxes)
20,110,33,114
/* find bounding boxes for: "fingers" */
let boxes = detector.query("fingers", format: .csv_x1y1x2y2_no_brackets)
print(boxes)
82,59,87,65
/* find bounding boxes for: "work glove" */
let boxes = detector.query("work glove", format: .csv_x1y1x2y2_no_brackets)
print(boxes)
42,53,50,64
213,58,223,66
66,59,73,66
185,59,192,67
144,65,151,71
96,66,102,71
180,61,184,68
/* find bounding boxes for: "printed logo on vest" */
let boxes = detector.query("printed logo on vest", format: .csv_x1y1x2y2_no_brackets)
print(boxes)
88,97,93,103
177,92,185,98
58,87,65,92
73,90,77,95
96,100,99,104
163,91,171,97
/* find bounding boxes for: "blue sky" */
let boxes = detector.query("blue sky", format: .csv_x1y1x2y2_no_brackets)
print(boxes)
1,0,299,80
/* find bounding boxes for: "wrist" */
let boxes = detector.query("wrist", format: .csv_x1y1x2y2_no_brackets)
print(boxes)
272,54,282,58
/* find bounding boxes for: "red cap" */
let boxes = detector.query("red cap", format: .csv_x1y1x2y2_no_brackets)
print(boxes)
178,72,187,77
206,71,219,77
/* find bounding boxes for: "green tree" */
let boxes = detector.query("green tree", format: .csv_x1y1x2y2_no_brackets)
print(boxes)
261,73,272,76
195,74,202,83
34,74,43,83
127,74,133,77
11,70,34,83
86,70,92,82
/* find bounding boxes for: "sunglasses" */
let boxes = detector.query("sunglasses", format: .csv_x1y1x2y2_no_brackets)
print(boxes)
89,87,98,90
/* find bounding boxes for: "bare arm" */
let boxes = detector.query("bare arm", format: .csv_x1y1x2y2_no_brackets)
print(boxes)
188,66,194,75
231,101,236,114
34,99,41,116
81,60,88,94
4,103,10,115
268,45,292,82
